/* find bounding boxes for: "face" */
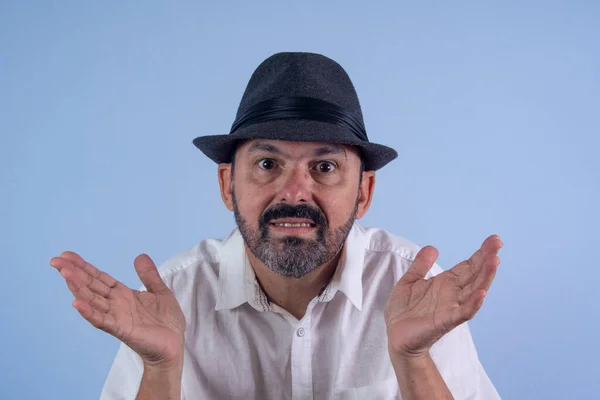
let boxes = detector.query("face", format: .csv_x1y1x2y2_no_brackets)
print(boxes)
218,140,375,278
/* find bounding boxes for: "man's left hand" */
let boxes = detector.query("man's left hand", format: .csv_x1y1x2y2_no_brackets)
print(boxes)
384,235,503,359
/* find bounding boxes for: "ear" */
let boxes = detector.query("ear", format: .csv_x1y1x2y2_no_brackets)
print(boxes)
355,171,375,219
218,163,234,211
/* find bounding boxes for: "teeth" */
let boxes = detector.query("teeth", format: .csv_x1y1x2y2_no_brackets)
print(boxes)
273,223,312,227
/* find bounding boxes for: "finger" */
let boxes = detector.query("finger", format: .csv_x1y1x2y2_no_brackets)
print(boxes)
404,246,439,283
72,299,119,336
58,251,117,288
459,289,487,322
134,254,168,294
50,257,114,298
453,235,503,288
460,254,500,300
60,267,111,313
459,255,500,304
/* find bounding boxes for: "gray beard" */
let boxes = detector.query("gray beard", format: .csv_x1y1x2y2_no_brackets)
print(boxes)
233,194,358,278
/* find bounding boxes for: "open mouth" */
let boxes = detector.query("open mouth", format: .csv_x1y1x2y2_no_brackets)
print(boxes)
268,219,317,230
270,222,316,228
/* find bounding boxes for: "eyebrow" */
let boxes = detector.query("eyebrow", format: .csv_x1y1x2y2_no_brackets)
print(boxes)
247,141,285,156
311,145,345,158
247,141,346,159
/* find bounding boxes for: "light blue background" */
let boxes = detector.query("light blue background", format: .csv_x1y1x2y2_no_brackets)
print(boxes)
1,1,598,399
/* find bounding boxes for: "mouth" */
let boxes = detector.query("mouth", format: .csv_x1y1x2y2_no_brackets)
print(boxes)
268,218,317,234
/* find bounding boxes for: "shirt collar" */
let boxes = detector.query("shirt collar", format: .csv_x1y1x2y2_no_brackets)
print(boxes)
214,229,270,312
215,223,367,312
317,222,366,311
214,229,249,311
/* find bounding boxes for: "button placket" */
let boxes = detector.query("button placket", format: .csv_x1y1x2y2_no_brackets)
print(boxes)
290,309,314,399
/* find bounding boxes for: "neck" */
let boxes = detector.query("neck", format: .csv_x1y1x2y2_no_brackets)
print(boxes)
246,248,342,320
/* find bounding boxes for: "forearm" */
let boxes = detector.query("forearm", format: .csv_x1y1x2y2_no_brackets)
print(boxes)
390,351,453,400
135,359,183,400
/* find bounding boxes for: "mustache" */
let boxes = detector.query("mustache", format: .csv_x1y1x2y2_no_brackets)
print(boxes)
259,204,327,227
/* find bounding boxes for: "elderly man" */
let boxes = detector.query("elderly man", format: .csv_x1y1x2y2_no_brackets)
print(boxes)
51,52,502,399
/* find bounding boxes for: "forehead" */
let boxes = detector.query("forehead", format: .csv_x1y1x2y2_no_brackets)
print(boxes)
236,139,360,159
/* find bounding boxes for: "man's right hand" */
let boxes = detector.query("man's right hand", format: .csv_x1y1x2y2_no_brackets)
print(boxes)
51,252,186,368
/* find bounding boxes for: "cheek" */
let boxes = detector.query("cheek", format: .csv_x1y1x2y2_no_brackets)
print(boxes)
234,177,274,223
317,185,360,226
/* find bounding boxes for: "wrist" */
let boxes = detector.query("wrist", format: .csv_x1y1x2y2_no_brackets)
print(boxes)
389,346,432,368
143,354,184,374
388,340,431,360
141,339,185,371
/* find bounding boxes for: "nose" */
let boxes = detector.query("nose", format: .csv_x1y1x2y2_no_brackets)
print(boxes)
277,165,313,204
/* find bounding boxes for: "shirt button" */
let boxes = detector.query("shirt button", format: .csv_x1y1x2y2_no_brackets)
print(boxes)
296,327,305,337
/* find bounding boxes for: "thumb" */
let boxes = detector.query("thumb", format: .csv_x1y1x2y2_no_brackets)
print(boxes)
404,246,439,282
134,254,168,294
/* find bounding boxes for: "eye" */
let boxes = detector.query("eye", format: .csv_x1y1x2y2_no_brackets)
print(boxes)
258,158,277,170
313,161,337,173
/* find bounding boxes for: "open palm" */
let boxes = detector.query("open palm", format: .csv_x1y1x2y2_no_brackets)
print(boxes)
385,235,503,358
51,252,186,365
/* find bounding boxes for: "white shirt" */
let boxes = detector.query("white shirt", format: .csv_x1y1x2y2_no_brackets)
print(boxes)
100,223,500,399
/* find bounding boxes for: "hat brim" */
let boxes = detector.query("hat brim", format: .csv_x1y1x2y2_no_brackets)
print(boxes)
193,119,398,171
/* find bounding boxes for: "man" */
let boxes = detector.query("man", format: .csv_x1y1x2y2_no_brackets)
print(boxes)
51,52,502,399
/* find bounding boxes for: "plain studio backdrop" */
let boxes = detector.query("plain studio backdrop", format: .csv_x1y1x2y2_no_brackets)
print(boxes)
1,1,598,399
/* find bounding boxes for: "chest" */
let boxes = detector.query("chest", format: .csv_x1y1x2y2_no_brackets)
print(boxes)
180,300,398,399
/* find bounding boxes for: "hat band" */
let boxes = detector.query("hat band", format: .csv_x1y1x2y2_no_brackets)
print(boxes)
229,96,369,142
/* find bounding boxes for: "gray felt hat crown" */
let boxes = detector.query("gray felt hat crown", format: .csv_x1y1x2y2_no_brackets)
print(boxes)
193,52,398,171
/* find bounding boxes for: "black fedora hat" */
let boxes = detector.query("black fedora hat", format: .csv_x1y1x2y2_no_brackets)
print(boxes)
193,52,398,171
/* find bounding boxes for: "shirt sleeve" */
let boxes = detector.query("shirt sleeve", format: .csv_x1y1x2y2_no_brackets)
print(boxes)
99,342,144,400
428,322,501,399
427,265,501,399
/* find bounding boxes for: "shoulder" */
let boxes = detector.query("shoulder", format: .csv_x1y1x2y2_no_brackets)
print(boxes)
359,224,421,261
150,229,240,292
155,237,223,278
355,224,445,278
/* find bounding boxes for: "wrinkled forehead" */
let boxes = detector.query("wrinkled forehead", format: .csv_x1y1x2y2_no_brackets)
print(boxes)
235,139,362,161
